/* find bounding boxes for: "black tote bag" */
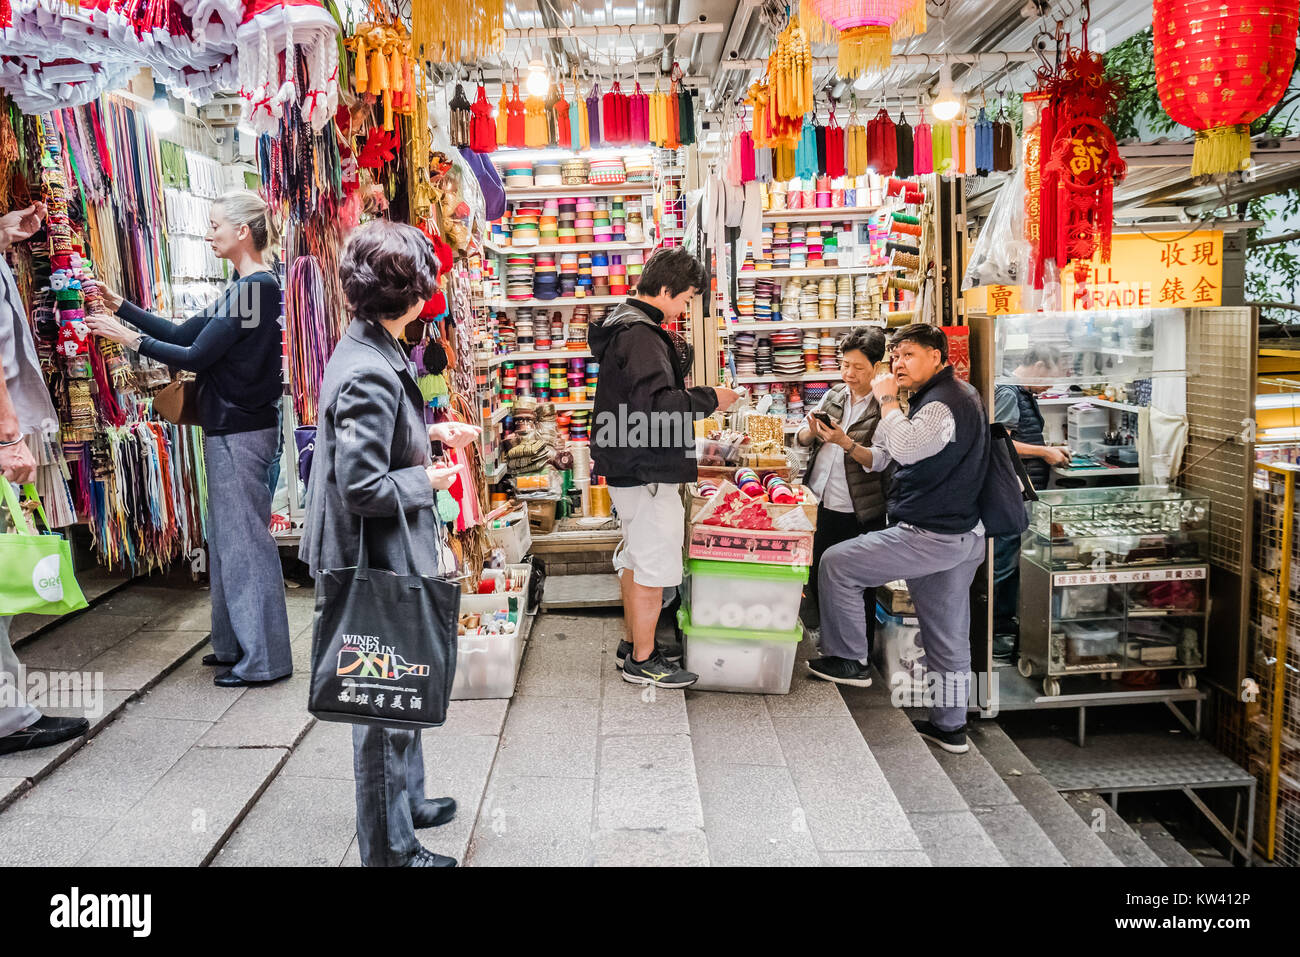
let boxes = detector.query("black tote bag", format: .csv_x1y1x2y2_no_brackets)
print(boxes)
308,502,460,730
978,423,1039,537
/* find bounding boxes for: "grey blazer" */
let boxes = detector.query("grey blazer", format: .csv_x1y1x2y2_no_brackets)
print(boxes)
299,319,446,578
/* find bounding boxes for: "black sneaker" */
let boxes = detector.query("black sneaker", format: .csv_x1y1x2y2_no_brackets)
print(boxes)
912,719,969,754
991,635,1017,661
806,656,873,687
614,640,682,669
0,715,90,755
621,650,698,689
404,846,457,867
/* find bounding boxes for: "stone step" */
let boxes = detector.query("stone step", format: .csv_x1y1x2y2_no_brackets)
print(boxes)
968,722,1124,867
1130,818,1206,867
1063,791,1167,867
834,669,1004,866
0,582,219,812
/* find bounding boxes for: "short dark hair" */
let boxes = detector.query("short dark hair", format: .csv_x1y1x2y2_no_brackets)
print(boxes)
889,322,948,363
1020,345,1061,368
339,220,439,325
839,325,886,364
636,246,706,299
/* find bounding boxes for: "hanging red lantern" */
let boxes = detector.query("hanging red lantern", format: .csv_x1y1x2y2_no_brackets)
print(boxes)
1154,0,1299,177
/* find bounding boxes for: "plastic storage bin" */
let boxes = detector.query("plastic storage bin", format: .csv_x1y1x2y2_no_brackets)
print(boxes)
453,565,531,700
684,558,808,633
486,508,532,565
872,605,926,695
678,606,801,694
1062,621,1122,665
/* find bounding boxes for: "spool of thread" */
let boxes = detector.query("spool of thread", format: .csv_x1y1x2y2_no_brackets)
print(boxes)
889,276,921,293
697,479,720,498
893,252,921,271
887,177,908,197
887,241,920,256
891,211,920,225
718,603,746,629
745,604,774,630
904,188,926,205
891,220,923,237
589,484,612,517
885,310,917,327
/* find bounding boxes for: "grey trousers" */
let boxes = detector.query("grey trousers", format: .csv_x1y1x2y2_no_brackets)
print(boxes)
819,523,986,731
0,616,40,738
353,724,431,866
204,428,292,682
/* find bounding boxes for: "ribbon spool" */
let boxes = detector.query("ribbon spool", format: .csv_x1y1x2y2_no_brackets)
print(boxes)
903,188,926,205
887,241,920,256
891,212,920,225
888,276,921,293
892,252,921,271
886,177,908,196
891,220,922,237
885,309,917,327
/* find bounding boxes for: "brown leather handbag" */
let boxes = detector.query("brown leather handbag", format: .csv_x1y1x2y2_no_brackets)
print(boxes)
153,376,200,426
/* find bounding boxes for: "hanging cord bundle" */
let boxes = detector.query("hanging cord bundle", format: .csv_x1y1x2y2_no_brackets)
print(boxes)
794,115,818,179
586,79,603,147
629,81,649,145
675,64,695,146
496,81,509,147
650,75,670,147
569,71,587,150
602,79,629,144
448,82,472,148
285,252,330,426
771,14,814,121
974,105,993,176
824,106,846,177
553,81,572,149
524,87,548,147
993,100,1014,171
409,0,503,66
913,105,933,174
867,106,897,175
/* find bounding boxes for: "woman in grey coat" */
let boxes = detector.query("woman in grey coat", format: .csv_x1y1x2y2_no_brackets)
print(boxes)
299,221,479,867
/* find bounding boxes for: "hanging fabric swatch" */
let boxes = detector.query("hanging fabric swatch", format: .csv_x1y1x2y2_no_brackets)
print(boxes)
576,90,590,150
795,116,818,180
586,82,602,147
630,82,649,144
775,144,796,181
815,120,827,176
913,111,933,174
507,83,526,148
554,83,571,149
846,113,868,176
737,131,755,182
867,108,897,176
524,93,548,147
496,85,509,147
678,87,695,146
975,107,993,176
754,146,773,183
993,114,1014,171
602,82,624,144
895,112,914,177
666,85,681,149
933,121,954,174
544,88,560,146
470,83,496,153
649,83,667,146
825,110,845,178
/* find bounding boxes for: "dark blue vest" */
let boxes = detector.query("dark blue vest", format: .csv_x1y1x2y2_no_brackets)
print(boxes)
1013,387,1049,489
886,366,990,534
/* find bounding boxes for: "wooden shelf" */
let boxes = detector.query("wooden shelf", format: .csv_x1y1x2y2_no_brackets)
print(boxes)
761,206,881,222
503,348,593,361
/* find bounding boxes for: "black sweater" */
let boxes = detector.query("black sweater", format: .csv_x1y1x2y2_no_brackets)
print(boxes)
121,271,283,435
589,298,718,486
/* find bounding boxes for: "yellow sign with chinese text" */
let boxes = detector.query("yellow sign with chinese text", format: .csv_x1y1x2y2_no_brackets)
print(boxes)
1062,230,1224,310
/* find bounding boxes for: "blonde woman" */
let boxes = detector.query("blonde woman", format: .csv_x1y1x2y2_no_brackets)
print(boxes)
88,190,292,688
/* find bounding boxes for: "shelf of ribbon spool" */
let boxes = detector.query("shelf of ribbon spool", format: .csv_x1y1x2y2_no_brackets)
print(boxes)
736,265,903,279
486,296,628,308
490,400,594,424
733,371,850,384
484,240,656,255
724,319,886,332
761,206,881,222
502,185,657,199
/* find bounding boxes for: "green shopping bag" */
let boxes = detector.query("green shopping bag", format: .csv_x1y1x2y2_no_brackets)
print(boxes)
0,481,88,616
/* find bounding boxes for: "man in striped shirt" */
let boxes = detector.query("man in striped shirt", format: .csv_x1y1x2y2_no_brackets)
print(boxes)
809,323,990,755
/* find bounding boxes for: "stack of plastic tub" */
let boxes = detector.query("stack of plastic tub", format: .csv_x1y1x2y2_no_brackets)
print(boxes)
679,558,807,694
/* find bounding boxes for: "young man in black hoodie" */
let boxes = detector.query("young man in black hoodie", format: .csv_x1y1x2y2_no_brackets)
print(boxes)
590,248,740,689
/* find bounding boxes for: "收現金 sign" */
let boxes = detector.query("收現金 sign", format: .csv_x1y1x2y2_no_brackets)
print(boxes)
1062,230,1224,310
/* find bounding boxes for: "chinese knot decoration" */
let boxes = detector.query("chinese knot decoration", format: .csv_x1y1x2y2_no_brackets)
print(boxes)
1153,0,1299,177
800,0,927,77
1032,11,1126,290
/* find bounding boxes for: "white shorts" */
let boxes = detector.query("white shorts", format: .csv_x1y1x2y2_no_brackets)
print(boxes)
608,483,686,588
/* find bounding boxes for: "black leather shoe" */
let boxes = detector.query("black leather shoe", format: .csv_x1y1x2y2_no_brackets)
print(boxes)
0,715,91,755
202,653,239,667
412,797,457,829
213,671,291,688
404,846,457,867
992,635,1017,661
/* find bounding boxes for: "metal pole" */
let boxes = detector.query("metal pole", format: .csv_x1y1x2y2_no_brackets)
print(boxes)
1265,465,1294,861
497,23,724,39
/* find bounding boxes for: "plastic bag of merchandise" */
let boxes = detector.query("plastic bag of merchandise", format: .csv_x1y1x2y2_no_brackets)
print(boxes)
961,172,1032,291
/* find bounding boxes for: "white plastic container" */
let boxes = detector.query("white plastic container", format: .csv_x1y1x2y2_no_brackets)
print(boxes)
679,606,801,694
873,605,926,696
453,564,531,700
486,510,532,566
683,558,809,633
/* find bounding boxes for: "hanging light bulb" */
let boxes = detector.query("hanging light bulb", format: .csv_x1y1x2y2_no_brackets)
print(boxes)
931,59,963,122
148,81,177,133
526,54,549,97
852,73,873,92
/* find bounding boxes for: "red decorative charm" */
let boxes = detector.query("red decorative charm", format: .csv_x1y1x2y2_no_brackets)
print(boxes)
1154,0,1300,177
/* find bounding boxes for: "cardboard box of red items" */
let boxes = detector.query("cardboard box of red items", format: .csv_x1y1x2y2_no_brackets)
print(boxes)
687,477,818,532
687,525,814,566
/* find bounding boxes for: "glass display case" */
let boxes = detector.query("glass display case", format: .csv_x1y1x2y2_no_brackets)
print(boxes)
1017,486,1210,696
